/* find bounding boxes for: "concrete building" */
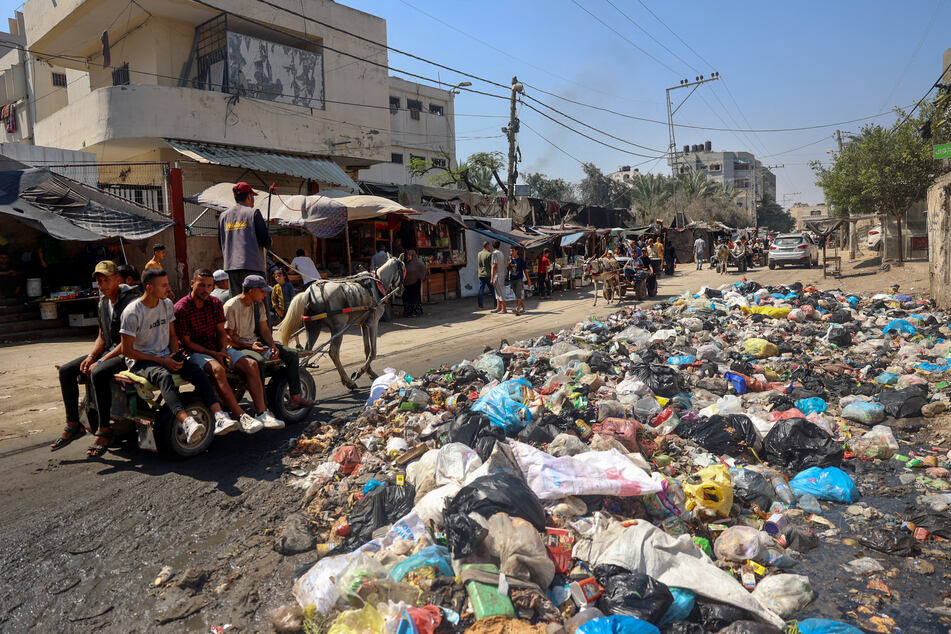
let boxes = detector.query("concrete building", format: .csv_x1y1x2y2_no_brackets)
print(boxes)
669,142,776,215
608,165,641,184
359,76,457,186
789,202,829,229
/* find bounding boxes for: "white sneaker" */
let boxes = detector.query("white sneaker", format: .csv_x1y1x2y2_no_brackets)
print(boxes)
258,410,285,430
213,411,239,436
181,416,205,444
239,413,264,434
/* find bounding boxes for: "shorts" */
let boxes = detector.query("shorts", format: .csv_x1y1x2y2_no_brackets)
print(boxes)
493,278,506,301
186,347,249,369
510,278,524,299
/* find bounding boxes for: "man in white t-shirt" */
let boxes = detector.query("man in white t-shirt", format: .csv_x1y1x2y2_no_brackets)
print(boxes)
120,268,233,445
290,248,321,285
694,236,707,270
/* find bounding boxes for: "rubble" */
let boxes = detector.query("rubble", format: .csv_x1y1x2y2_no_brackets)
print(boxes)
276,281,951,632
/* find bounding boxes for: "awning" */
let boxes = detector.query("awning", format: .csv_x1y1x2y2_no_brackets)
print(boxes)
166,139,359,192
406,206,466,227
560,231,587,246
0,165,174,241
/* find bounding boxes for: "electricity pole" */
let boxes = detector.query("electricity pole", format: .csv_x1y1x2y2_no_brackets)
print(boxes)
504,76,524,219
666,73,720,174
834,129,857,258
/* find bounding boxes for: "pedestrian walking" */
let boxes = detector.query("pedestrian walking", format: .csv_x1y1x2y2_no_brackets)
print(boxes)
476,242,492,309
537,248,552,299
490,240,507,313
664,240,677,276
694,235,707,270
509,248,527,315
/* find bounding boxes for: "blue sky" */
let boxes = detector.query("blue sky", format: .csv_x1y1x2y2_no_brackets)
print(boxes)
3,0,947,207
342,0,949,207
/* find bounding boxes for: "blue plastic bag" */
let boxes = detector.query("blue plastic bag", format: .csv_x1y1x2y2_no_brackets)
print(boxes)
794,397,827,415
666,355,697,366
472,378,534,434
789,466,859,503
884,319,916,335
917,361,951,374
389,545,453,581
845,296,860,307
577,616,660,634
797,618,863,634
840,400,885,424
658,588,695,626
874,371,899,385
363,479,385,494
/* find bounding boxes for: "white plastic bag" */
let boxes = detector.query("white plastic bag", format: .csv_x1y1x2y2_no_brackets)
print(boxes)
412,483,460,528
510,441,661,499
751,574,815,619
435,443,483,487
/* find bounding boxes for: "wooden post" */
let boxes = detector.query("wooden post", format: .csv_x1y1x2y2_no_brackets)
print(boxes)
344,224,353,275
168,167,188,293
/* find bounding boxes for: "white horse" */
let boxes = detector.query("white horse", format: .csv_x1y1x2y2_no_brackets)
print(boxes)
275,256,405,389
584,255,622,305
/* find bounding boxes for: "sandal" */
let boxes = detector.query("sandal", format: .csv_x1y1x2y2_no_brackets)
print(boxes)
86,429,113,458
50,425,86,451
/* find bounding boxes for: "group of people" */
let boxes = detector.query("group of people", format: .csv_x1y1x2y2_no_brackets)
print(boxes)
51,181,315,457
476,241,545,315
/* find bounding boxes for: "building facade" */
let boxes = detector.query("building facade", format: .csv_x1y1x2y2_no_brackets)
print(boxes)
789,202,829,229
668,142,776,214
607,165,641,184
359,76,457,186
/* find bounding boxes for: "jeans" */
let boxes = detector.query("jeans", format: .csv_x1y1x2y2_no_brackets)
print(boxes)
477,276,491,307
59,354,125,428
695,254,703,270
241,344,302,396
129,358,220,416
538,271,551,297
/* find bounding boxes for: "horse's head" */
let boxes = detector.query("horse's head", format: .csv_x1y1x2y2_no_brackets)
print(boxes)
379,256,405,291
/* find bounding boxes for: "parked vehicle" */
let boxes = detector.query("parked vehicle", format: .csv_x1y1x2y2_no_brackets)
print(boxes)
767,233,819,269
867,229,882,250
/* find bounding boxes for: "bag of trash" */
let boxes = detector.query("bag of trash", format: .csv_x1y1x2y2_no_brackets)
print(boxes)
744,338,779,358
796,619,863,634
905,504,951,538
632,396,663,422
848,425,899,459
388,544,453,581
683,464,734,519
472,378,534,435
629,363,684,398
883,318,917,335
592,417,641,452
840,400,886,424
326,603,385,634
474,353,505,381
642,475,687,520
446,411,506,462
794,397,827,415
750,574,815,619
713,525,770,563
576,616,661,634
731,468,778,509
595,564,674,624
788,467,859,503
443,472,546,558
676,414,762,457
825,324,853,347
484,512,555,587
365,368,399,408
878,386,927,418
656,588,695,626
857,528,917,556
779,524,819,552
413,483,460,528
435,443,483,487
763,419,843,472
696,601,761,631
335,483,417,553
451,363,480,385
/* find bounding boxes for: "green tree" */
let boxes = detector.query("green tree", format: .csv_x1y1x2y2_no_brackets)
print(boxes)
755,195,794,232
627,172,672,223
408,151,505,193
577,163,616,206
523,172,577,202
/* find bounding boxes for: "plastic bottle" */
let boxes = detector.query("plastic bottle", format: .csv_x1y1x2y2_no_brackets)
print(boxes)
771,475,795,505
798,493,822,514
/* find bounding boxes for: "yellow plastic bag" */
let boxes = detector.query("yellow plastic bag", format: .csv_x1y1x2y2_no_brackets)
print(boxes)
744,338,779,358
683,464,734,519
327,604,385,634
741,306,792,319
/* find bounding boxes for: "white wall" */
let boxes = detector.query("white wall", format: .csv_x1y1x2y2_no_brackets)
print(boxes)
460,218,512,298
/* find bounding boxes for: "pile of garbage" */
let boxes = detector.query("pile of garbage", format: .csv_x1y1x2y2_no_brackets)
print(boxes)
274,281,951,634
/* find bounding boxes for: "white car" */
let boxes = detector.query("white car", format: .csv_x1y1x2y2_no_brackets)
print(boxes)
767,233,819,269
867,229,882,250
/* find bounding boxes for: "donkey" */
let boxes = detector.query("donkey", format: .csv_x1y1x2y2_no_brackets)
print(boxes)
275,256,405,389
584,255,622,306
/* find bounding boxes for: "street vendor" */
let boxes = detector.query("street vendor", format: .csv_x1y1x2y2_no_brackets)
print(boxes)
51,260,142,454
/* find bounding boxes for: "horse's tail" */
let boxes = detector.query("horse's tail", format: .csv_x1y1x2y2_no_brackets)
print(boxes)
276,288,313,345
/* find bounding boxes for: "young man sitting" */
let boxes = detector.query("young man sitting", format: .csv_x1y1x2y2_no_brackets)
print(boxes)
211,269,231,303
224,275,314,423
120,268,234,448
174,268,266,434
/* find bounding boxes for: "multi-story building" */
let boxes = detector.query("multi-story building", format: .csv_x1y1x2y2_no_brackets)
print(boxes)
789,202,829,229
607,165,641,184
668,142,776,215
360,76,457,186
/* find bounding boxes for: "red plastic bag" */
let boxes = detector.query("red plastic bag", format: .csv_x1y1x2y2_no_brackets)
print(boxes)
333,444,364,475
768,408,805,423
407,605,442,634
592,417,641,451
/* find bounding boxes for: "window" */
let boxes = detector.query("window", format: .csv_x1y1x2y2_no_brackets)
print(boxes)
432,157,447,168
410,154,425,163
391,152,403,164
112,63,130,86
389,96,400,114
407,99,422,120
51,72,67,87
429,103,444,116
810,210,822,217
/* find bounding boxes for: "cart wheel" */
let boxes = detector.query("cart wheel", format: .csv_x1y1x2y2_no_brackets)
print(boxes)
154,393,214,458
266,368,317,424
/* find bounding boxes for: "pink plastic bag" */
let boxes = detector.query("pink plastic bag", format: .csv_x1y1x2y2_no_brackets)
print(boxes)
592,417,641,451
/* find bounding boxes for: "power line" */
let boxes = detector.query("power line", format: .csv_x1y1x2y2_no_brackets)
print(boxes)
635,0,716,70
603,0,701,74
879,0,942,113
527,94,668,153
759,135,832,159
521,121,584,166
569,0,679,75
889,59,951,136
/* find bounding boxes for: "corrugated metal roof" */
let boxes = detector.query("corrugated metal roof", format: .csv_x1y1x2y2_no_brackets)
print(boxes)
165,139,359,192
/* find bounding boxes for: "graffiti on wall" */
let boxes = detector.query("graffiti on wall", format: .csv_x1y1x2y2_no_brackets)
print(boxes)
226,32,324,109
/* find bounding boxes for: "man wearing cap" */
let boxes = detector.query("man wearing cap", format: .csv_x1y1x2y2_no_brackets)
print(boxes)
224,275,314,425
211,269,231,303
219,182,271,294
51,260,142,454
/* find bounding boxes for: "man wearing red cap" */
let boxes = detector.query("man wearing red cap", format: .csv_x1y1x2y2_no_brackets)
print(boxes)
218,182,271,293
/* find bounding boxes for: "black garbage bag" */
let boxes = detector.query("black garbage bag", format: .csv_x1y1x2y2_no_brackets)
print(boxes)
905,504,951,538
717,622,783,634
517,416,567,445
333,483,416,554
451,364,481,385
732,468,777,509
767,394,797,412
676,414,763,457
443,473,546,558
594,564,674,624
780,524,819,552
447,411,506,462
697,601,758,631
730,360,756,377
631,363,684,398
588,350,613,372
662,623,705,634
858,528,917,556
826,324,853,347
763,418,843,472
827,309,853,323
878,386,928,418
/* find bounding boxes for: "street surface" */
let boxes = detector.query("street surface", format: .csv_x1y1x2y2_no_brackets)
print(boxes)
0,255,933,632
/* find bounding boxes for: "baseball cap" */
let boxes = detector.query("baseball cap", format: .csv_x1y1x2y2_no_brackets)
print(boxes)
233,182,255,195
212,269,228,282
242,274,271,292
92,260,117,278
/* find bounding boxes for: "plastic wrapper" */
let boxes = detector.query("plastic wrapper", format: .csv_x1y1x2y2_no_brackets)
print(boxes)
484,512,556,587
595,564,673,624
796,619,863,634
741,306,791,319
788,467,859,503
327,603,385,634
642,475,687,519
713,526,770,563
683,464,733,519
471,378,535,435
576,616,660,634
750,574,815,619
510,441,661,500
883,318,916,335
794,397,827,415
659,588,695,626
905,503,951,538
388,545,453,581
762,419,843,472
744,338,779,358
676,414,763,457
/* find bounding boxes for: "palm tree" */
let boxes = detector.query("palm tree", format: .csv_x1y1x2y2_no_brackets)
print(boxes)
628,173,672,223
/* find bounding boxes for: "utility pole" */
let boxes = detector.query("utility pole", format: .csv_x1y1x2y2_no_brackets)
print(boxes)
751,163,782,227
503,76,524,219
666,73,720,174
834,129,857,259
